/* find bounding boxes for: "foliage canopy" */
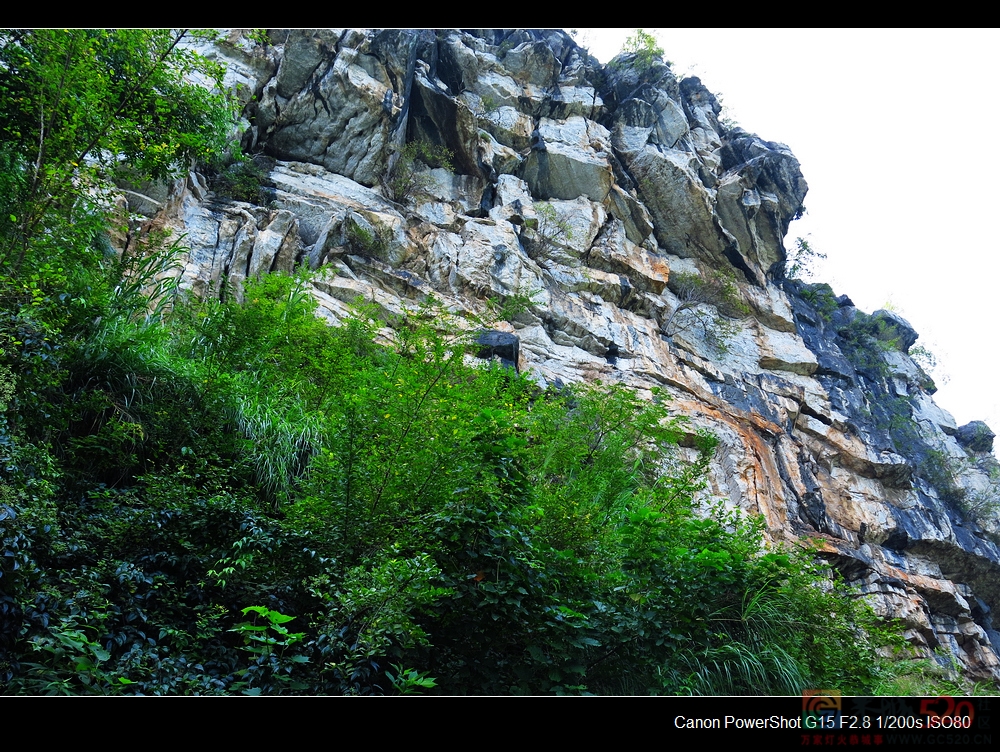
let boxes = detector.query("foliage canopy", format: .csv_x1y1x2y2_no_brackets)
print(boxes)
0,264,901,694
0,29,234,278
613,29,667,72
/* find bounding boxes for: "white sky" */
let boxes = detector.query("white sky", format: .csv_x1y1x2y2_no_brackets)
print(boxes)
576,28,1000,439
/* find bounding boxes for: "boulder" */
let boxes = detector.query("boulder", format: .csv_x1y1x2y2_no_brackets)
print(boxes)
872,309,919,352
520,116,615,203
475,330,520,371
955,421,996,453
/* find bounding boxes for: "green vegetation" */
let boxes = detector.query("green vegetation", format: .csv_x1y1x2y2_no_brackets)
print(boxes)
919,447,966,505
380,141,454,205
1,268,900,693
786,236,826,281
917,446,1000,541
525,201,574,261
799,283,839,323
835,313,931,465
472,94,503,130
205,153,274,205
612,29,667,72
874,652,1000,696
836,311,903,376
344,213,391,261
909,345,939,389
960,458,1000,544
0,29,911,695
663,267,750,352
0,30,233,279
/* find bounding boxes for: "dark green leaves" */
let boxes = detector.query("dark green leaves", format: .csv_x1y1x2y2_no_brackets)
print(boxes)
1,268,904,694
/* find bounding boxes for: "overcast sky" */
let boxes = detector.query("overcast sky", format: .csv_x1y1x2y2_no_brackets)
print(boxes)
576,28,1000,439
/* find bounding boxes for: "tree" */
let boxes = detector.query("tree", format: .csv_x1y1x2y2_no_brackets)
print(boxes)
785,236,826,281
0,29,235,280
613,29,666,72
662,268,750,351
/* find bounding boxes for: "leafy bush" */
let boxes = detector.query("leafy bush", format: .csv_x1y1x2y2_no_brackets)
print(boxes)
663,267,750,351
919,448,966,505
524,202,573,260
344,215,391,261
785,236,826,281
1,269,904,694
206,154,274,205
611,29,667,72
800,283,839,323
836,312,901,376
873,653,999,696
380,141,454,205
0,30,235,280
471,94,503,129
908,345,939,391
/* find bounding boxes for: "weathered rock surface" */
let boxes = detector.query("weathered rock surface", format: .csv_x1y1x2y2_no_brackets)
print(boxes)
161,29,1000,681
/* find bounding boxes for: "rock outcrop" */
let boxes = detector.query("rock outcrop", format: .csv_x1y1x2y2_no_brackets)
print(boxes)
151,29,1000,681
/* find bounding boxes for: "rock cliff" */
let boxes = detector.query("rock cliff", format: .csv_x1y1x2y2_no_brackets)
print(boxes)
146,29,1000,681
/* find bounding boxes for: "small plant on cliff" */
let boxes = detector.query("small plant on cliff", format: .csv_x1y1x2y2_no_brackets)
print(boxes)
525,202,573,261
909,345,937,373
471,94,503,129
908,344,941,391
919,447,966,505
206,153,274,205
836,312,902,377
799,282,839,323
959,458,1000,544
344,215,391,261
785,236,826,281
381,141,453,205
662,267,749,352
612,29,667,72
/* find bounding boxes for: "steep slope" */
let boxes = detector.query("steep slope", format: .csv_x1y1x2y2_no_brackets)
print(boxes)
154,29,1000,681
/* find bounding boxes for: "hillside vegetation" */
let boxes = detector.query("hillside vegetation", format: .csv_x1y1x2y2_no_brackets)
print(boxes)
0,29,915,695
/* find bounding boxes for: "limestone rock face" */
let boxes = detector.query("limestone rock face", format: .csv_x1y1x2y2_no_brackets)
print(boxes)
164,29,1000,681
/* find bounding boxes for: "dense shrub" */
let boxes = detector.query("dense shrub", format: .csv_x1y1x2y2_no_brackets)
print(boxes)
0,266,901,694
205,154,274,205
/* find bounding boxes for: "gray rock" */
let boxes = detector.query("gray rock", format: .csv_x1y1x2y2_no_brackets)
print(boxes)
627,145,726,264
256,30,414,187
956,421,996,453
871,309,919,352
475,330,520,372
274,30,336,98
520,116,615,202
